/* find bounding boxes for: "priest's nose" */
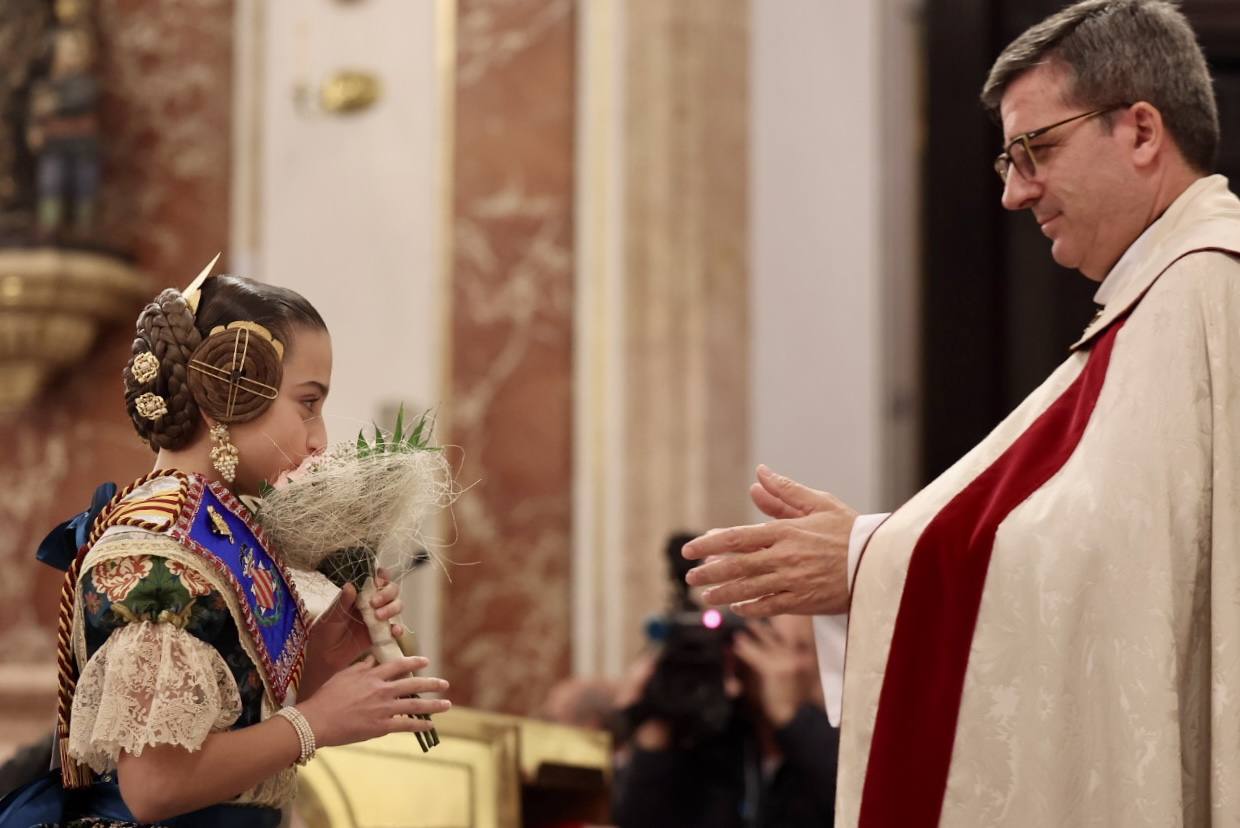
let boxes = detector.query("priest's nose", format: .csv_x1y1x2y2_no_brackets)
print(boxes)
1001,167,1041,212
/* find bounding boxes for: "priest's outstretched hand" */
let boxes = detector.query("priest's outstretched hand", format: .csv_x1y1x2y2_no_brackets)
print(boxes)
683,465,857,617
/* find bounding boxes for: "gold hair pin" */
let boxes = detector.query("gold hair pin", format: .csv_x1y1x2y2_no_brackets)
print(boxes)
188,360,280,399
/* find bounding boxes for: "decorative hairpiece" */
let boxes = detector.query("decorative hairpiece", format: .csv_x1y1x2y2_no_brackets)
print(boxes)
134,392,168,421
131,351,160,384
178,254,286,359
177,254,286,426
210,321,285,361
181,252,221,318
187,324,283,424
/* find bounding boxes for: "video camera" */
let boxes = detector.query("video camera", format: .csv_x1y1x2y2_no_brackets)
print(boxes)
618,532,747,749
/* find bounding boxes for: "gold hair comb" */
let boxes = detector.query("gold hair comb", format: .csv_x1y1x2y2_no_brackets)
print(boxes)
181,253,222,318
210,321,285,361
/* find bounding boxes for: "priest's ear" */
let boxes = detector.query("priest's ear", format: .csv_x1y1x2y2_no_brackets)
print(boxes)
1127,101,1168,170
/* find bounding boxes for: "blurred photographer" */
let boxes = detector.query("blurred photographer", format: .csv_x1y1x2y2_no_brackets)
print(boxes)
612,534,838,828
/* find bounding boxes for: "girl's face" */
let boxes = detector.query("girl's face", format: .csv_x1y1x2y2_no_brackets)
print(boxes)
227,325,332,494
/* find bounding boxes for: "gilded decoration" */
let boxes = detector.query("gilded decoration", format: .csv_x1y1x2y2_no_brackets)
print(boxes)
132,391,167,421
130,350,159,383
0,0,146,414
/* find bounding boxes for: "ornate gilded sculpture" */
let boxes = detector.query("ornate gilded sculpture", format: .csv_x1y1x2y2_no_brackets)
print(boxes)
0,0,53,244
26,0,100,244
0,0,146,415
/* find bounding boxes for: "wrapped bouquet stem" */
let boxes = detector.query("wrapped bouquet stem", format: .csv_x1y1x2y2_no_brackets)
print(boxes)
357,578,405,663
255,408,455,749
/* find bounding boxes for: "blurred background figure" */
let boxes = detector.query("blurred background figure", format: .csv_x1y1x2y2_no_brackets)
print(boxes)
540,677,618,732
611,534,837,828
27,0,100,243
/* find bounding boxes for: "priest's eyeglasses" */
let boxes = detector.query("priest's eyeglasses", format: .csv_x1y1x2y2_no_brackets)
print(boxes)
993,104,1130,183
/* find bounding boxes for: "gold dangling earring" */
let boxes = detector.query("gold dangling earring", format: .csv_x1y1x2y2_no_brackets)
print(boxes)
209,423,240,483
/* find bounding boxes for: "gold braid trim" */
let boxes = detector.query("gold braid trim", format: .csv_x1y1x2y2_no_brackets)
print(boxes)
55,470,189,789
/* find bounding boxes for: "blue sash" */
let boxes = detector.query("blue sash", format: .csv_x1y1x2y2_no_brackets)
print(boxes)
168,476,307,704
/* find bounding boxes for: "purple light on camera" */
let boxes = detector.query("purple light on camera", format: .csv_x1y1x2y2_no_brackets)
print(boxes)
702,609,723,630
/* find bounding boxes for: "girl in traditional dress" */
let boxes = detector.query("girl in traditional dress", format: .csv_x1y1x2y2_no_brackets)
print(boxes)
0,266,450,827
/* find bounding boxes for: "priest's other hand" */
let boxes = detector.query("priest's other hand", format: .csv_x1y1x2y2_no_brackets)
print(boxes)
683,465,857,617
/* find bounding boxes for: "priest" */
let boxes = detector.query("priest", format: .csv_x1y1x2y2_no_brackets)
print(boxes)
683,1,1240,824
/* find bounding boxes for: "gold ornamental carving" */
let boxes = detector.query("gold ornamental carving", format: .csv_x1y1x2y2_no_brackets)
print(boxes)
296,707,612,828
0,247,147,414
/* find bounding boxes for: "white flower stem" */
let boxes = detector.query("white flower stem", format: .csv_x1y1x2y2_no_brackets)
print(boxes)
357,573,439,751
357,576,403,664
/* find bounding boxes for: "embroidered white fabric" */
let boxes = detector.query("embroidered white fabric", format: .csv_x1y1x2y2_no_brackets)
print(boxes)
68,620,242,773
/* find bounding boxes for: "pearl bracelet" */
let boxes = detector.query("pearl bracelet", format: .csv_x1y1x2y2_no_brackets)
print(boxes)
274,706,317,766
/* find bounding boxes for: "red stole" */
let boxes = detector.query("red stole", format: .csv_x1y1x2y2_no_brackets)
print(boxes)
857,320,1124,826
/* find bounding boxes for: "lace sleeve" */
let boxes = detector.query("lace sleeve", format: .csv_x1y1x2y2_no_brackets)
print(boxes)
68,619,243,773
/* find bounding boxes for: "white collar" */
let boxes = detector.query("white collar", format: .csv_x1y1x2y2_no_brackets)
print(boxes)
1094,175,1225,308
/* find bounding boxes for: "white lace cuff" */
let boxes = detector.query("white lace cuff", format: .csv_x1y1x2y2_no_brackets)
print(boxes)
69,620,243,773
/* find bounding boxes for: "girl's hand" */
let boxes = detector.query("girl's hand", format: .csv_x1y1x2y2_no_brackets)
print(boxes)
298,655,451,747
307,568,404,675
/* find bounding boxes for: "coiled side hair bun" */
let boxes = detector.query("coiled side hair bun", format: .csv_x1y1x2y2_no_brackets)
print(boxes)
124,289,203,451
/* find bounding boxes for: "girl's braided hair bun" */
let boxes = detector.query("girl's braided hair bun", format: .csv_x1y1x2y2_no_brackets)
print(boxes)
123,272,327,451
124,289,202,450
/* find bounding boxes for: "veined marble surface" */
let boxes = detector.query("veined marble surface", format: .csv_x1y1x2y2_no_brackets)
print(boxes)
441,0,576,715
2,0,234,667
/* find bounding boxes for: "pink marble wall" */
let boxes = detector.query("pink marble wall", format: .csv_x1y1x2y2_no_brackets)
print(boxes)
440,0,576,715
0,0,234,664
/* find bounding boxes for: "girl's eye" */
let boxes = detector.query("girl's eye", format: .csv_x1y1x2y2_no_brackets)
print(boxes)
301,398,319,412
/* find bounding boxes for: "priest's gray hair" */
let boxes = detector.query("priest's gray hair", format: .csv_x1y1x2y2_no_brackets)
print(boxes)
981,0,1219,173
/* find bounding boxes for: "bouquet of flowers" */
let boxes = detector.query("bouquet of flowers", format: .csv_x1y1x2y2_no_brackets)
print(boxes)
255,408,455,750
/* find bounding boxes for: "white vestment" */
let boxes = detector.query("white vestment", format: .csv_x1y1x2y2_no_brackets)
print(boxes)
832,175,1240,827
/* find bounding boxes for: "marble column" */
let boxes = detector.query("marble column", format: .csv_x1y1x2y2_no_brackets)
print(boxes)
619,0,752,660
440,0,577,714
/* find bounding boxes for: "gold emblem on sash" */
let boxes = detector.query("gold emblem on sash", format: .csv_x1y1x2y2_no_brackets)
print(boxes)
206,505,235,544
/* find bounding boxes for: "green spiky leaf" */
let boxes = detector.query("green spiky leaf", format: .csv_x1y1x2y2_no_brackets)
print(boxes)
349,407,440,458
410,411,429,448
392,405,406,445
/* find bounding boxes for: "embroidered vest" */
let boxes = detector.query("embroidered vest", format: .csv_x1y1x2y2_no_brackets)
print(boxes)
55,471,309,788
